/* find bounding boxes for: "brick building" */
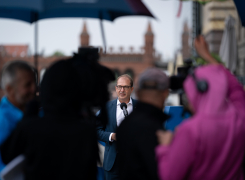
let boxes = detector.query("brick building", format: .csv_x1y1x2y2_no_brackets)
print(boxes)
0,45,64,98
81,21,161,84
0,21,162,99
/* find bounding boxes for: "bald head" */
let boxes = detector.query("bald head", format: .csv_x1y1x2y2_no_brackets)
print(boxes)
136,68,169,109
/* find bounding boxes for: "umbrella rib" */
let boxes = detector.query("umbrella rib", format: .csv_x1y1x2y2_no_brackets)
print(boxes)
100,17,107,54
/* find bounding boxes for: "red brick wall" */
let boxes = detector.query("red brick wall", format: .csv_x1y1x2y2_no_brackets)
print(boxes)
0,56,66,99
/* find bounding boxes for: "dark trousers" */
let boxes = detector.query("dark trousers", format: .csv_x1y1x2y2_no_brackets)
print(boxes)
104,156,120,180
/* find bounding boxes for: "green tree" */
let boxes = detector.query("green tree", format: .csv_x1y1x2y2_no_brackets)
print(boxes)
51,51,65,57
195,53,224,65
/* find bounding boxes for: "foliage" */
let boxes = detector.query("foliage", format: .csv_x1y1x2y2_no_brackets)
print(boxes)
51,51,65,57
194,53,224,65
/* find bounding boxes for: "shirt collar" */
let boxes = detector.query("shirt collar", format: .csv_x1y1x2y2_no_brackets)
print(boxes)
117,97,132,106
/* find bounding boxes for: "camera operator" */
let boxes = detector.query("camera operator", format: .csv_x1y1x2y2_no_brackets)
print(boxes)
156,36,245,180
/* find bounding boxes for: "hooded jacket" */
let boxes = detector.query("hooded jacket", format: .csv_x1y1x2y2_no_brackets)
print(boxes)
155,65,245,180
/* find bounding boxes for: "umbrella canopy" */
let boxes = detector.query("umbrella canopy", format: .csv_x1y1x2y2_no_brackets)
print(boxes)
233,0,245,27
219,15,237,73
0,0,154,23
0,0,41,23
0,0,154,70
39,0,154,22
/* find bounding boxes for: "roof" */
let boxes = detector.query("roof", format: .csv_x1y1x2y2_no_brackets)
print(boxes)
0,45,29,57
100,54,143,62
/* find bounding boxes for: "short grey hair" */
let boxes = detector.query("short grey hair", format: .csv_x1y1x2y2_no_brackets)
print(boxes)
1,60,34,90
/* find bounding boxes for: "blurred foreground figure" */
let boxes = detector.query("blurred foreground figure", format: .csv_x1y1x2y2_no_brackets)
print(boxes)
117,68,170,180
156,36,245,180
0,55,108,179
0,61,36,172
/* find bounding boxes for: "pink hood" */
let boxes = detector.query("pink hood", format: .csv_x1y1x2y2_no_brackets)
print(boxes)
156,65,245,180
184,65,229,116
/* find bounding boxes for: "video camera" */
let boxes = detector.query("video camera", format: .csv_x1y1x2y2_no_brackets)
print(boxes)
169,58,193,92
69,47,115,125
26,47,115,126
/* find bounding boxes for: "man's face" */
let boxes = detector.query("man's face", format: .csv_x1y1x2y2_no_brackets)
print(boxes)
115,77,134,103
11,70,36,106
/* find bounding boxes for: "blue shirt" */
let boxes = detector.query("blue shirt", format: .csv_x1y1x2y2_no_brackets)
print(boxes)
0,96,23,173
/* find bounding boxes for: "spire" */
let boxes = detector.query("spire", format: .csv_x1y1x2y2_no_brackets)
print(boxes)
80,21,89,47
181,20,191,59
81,21,88,35
183,20,189,32
147,21,152,33
146,21,153,35
144,21,154,65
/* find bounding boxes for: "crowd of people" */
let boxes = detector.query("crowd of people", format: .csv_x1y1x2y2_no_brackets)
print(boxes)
0,36,245,180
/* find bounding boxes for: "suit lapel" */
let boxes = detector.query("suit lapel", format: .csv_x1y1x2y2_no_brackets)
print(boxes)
111,99,117,131
132,99,137,110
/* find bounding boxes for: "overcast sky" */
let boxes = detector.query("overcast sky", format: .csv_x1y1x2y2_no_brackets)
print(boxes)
0,0,192,60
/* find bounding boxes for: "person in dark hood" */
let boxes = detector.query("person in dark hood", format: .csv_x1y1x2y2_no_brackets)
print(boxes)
0,58,101,180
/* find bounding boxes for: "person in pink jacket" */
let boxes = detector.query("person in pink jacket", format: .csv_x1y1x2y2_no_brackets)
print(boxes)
155,36,245,180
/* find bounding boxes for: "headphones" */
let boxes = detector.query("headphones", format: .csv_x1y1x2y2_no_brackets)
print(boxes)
188,67,208,93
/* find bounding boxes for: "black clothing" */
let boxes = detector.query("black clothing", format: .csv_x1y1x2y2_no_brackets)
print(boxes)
1,59,99,180
1,116,98,180
117,102,169,180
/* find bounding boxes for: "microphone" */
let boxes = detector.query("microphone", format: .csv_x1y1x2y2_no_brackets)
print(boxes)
120,103,128,117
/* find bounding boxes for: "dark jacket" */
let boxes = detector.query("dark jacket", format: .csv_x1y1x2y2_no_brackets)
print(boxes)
117,102,169,180
96,98,137,171
1,60,99,180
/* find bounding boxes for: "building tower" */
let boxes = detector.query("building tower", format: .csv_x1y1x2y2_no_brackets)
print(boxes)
181,21,191,60
80,21,90,47
144,22,154,66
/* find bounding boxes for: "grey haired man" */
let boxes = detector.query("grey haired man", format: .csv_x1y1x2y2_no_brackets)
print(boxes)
0,60,36,172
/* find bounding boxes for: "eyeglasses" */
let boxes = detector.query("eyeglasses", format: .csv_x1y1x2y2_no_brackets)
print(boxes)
116,85,132,90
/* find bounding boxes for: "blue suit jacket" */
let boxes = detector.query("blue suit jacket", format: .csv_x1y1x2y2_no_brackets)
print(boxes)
96,98,137,171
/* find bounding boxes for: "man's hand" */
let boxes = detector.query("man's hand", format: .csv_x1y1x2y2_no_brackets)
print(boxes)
111,133,117,141
156,130,173,145
195,36,218,65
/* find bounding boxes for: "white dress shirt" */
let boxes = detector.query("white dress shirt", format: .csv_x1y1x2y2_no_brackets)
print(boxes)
109,98,133,142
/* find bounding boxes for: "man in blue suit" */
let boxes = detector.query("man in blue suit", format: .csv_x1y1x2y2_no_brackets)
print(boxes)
97,74,137,180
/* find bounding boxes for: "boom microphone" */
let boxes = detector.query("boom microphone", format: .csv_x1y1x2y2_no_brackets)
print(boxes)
120,103,128,117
